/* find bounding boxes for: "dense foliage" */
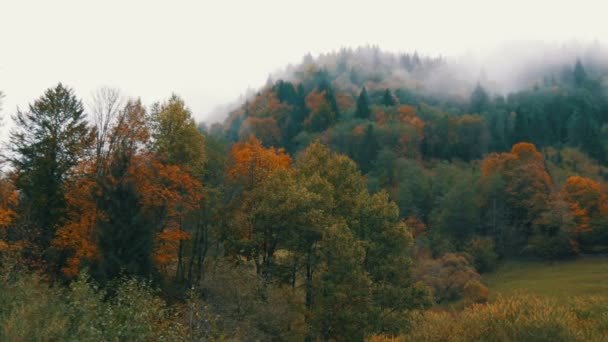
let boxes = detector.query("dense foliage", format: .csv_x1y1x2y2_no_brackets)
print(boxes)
1,46,608,340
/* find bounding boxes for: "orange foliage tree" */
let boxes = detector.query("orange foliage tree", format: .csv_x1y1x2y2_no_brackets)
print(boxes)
561,176,608,238
226,135,291,189
132,156,203,269
246,90,293,120
52,162,101,277
53,99,204,279
304,90,337,132
480,143,553,239
0,178,18,253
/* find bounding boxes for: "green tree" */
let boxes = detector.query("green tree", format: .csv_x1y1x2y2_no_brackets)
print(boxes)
382,89,396,106
8,83,92,264
574,59,586,86
94,100,155,282
470,83,490,114
312,224,372,341
355,87,371,119
150,94,206,175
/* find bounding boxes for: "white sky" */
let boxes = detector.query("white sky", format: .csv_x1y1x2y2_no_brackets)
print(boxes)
1,0,607,124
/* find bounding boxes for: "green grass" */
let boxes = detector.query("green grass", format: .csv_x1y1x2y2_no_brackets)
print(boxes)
484,257,608,301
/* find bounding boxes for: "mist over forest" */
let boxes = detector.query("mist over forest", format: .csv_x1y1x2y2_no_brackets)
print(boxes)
1,37,608,341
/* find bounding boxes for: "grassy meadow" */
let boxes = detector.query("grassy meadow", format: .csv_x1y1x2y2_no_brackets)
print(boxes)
484,257,608,301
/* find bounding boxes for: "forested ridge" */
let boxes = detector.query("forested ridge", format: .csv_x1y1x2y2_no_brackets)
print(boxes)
0,46,608,340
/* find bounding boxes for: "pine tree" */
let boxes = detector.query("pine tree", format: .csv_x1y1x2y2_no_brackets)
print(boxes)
470,83,489,113
574,59,587,86
355,87,371,119
382,89,396,106
8,83,91,263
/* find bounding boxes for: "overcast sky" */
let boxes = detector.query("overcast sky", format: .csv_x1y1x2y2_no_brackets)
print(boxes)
1,0,607,124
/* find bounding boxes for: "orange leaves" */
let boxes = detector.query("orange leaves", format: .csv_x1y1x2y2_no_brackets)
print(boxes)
227,135,291,189
52,162,101,277
154,227,190,267
562,176,607,216
561,176,608,235
398,105,425,134
0,178,18,253
335,91,355,113
247,91,292,120
53,153,204,277
128,155,203,269
480,143,552,224
132,155,203,216
405,216,427,238
305,90,327,113
510,142,544,163
481,153,504,178
0,179,18,229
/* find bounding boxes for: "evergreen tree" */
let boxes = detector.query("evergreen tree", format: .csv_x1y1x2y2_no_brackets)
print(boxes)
470,83,490,114
356,124,379,172
94,100,155,282
574,59,587,86
511,111,530,145
8,83,91,263
355,87,371,119
382,89,396,106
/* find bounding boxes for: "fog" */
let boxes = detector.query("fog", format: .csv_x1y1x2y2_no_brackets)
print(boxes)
1,0,607,128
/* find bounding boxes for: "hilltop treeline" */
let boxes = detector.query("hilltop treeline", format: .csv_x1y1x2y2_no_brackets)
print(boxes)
0,47,607,340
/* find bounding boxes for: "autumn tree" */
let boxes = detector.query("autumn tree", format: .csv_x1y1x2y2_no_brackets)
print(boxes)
304,90,337,132
226,135,291,191
528,194,579,259
150,94,206,175
224,136,295,274
561,176,608,247
480,143,553,253
0,177,18,254
239,117,282,147
53,98,204,281
8,83,92,268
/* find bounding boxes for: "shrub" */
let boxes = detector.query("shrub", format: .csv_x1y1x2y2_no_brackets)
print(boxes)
0,268,188,341
463,280,489,305
464,236,498,273
415,253,481,303
526,232,578,260
400,295,608,342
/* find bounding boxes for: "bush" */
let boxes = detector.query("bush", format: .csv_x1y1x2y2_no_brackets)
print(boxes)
0,269,188,341
415,253,481,303
463,280,489,305
401,295,608,342
526,232,578,260
464,236,498,273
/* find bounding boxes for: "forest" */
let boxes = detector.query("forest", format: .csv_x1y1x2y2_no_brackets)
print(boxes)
0,46,608,341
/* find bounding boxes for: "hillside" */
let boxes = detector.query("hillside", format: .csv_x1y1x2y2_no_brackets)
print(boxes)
1,46,608,340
